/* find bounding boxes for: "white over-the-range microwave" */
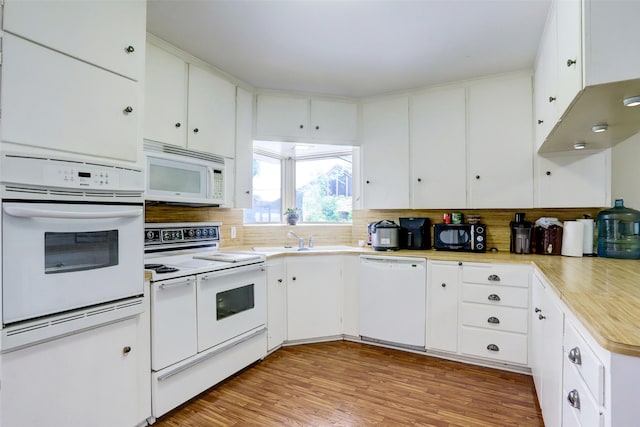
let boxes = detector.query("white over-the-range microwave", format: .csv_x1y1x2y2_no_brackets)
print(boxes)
144,142,226,206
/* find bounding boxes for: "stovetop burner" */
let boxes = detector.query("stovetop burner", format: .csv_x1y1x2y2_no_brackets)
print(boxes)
144,264,180,274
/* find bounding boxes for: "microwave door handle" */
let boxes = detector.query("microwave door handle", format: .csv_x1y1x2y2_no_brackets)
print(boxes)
3,206,142,220
207,167,213,199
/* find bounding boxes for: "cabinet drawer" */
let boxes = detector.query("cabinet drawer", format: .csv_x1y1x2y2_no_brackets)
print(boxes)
461,303,528,333
460,327,528,365
462,265,529,287
564,320,604,405
462,283,528,308
563,354,604,427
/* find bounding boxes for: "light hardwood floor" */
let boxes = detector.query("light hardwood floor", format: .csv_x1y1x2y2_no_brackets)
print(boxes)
154,341,544,426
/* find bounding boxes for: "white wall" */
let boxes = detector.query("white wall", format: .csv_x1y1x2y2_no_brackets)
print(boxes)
611,131,640,209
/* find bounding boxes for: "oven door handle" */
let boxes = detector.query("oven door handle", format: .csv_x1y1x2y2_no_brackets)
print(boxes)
3,205,143,220
199,265,265,281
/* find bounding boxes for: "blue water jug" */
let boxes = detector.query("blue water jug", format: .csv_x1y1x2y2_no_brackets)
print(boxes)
597,199,640,259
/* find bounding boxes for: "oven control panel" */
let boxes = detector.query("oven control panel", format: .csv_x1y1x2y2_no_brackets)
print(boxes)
44,164,121,188
144,223,220,247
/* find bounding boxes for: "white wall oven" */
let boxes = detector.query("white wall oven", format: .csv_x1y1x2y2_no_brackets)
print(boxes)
144,222,267,419
0,152,144,350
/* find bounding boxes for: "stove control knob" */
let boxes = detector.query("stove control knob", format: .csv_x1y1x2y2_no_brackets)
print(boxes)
146,231,153,239
196,229,202,236
188,229,195,237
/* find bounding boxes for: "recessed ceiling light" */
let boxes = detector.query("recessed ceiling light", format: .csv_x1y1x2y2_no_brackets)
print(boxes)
592,124,608,133
573,142,586,150
623,96,640,107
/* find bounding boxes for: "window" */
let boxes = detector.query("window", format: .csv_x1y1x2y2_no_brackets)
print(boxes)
244,142,355,224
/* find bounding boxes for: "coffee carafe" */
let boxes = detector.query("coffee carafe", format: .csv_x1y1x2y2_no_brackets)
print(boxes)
510,212,532,254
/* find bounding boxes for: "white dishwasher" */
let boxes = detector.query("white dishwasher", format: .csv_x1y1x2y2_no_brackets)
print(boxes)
359,255,427,350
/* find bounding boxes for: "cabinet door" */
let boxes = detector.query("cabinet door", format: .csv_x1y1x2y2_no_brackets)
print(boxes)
361,97,410,209
187,64,236,158
235,87,254,208
468,75,533,208
342,255,360,338
534,6,558,151
3,0,145,81
310,100,358,142
411,88,467,208
267,259,287,351
2,318,140,427
537,150,610,207
427,262,459,353
286,256,343,341
256,95,309,139
556,0,582,116
144,43,188,148
1,34,139,162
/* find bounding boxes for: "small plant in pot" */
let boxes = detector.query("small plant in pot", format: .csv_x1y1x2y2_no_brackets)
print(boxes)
284,208,300,225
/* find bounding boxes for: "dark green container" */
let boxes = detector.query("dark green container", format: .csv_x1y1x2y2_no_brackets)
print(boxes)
597,199,640,259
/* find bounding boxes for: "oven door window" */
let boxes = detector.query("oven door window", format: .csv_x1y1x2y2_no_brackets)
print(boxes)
216,284,255,320
44,230,118,274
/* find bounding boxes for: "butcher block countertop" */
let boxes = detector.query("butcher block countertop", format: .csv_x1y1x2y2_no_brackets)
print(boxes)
244,246,640,358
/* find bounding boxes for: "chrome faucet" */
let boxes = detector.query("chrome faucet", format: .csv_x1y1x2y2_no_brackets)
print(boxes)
288,231,305,249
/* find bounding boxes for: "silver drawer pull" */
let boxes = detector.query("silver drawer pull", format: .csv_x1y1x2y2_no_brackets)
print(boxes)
487,316,500,324
488,294,501,302
567,389,580,409
568,347,582,365
488,274,501,282
486,344,499,352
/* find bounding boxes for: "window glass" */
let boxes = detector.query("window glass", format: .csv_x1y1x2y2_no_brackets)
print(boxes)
244,154,281,223
295,156,352,222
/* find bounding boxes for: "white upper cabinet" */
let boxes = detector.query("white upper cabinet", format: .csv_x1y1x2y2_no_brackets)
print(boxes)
256,95,358,143
410,87,467,209
361,96,410,209
1,34,140,163
534,6,558,151
468,74,534,208
186,64,236,158
143,41,236,158
3,0,146,81
536,149,610,207
537,0,640,152
144,43,188,148
234,87,255,208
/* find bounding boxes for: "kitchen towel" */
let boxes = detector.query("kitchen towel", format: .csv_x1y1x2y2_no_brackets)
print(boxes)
561,221,584,257
577,218,594,255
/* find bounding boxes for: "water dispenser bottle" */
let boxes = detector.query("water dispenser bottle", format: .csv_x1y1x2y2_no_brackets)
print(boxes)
597,199,640,259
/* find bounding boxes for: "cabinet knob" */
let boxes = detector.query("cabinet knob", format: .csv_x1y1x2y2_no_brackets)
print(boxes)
417,178,422,182
175,122,181,128
458,262,463,266
538,314,546,320
475,175,480,180
567,389,580,409
441,283,446,288
487,316,500,324
122,346,132,355
487,274,500,282
291,276,296,281
486,344,500,352
193,128,199,133
315,125,319,130
567,58,577,67
125,45,135,53
568,347,582,365
123,106,133,114
548,96,556,103
365,180,371,184
537,119,544,125
299,124,304,129
546,171,551,176
534,307,541,313
488,294,501,302
245,190,250,194
277,278,283,283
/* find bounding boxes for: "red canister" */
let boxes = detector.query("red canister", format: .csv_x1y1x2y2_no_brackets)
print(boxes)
443,213,451,224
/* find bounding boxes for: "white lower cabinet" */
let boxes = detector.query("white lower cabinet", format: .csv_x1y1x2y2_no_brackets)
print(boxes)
2,318,143,427
286,255,343,341
427,261,460,353
342,255,360,338
267,259,287,351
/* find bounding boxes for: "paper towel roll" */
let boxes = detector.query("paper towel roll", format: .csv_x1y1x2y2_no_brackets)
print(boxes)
577,218,594,254
562,221,584,257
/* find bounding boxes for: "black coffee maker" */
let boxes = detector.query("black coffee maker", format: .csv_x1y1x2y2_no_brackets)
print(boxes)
399,217,431,249
510,212,532,254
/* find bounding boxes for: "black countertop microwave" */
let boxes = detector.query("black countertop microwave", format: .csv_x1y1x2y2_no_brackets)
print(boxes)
433,223,486,252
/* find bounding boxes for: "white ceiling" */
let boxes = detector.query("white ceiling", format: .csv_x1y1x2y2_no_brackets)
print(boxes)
146,0,551,98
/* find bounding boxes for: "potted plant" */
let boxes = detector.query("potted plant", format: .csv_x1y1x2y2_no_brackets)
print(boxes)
284,208,300,225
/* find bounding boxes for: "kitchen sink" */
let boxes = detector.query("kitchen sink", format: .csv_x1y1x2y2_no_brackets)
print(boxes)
252,245,356,253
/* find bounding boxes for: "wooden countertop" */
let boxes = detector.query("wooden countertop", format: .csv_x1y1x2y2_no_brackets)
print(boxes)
239,245,640,358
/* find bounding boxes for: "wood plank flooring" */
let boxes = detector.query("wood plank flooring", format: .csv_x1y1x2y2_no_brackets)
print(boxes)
154,341,544,426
